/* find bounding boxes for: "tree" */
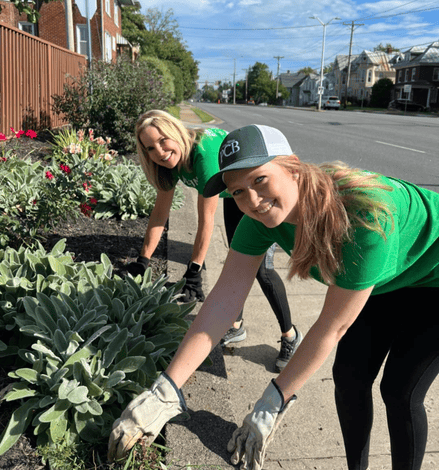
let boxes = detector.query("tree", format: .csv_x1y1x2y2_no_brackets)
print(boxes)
298,67,316,75
370,78,394,108
247,62,289,104
121,6,199,101
374,43,400,53
0,0,55,22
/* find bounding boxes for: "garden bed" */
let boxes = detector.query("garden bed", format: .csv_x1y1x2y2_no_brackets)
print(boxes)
0,134,169,469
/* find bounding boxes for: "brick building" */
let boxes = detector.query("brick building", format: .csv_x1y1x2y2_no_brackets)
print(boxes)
0,0,136,61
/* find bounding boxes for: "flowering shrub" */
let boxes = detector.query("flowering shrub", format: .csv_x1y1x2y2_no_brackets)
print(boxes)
52,58,171,153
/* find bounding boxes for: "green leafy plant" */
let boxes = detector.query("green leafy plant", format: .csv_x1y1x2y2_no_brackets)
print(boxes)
49,127,117,164
0,243,195,458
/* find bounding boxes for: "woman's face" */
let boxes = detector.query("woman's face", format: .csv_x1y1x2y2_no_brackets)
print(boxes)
139,125,182,169
223,160,299,228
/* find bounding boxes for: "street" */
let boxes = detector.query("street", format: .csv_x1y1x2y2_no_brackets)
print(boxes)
196,103,439,194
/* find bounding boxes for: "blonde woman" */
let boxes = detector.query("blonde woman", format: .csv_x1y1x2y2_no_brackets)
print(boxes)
110,124,439,469
127,112,300,370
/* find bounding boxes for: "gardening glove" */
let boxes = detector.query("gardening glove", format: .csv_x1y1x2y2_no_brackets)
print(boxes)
227,380,297,470
125,256,150,277
108,372,187,462
180,261,205,303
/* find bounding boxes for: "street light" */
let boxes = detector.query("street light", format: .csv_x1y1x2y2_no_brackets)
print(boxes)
309,16,340,110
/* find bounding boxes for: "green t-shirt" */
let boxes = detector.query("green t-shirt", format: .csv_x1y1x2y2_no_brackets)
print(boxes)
173,128,230,197
230,175,439,295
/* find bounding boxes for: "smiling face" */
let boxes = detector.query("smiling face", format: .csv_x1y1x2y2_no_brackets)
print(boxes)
223,160,300,228
139,125,182,169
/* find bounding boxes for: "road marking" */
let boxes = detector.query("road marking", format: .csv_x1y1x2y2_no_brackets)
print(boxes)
288,121,304,126
376,141,425,153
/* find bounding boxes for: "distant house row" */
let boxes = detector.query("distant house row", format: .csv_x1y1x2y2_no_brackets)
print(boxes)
278,42,439,111
0,0,137,62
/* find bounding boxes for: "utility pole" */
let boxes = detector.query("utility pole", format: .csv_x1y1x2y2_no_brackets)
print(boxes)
274,56,284,99
233,58,236,105
64,0,74,51
242,68,248,102
342,21,363,108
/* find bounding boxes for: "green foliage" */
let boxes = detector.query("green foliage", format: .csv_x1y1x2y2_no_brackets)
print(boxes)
141,56,175,98
52,58,172,154
0,240,195,458
0,152,184,249
370,78,394,108
121,5,199,101
247,61,290,104
0,0,53,23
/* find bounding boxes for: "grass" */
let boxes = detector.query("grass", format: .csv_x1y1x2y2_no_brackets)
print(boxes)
167,106,181,119
190,107,215,123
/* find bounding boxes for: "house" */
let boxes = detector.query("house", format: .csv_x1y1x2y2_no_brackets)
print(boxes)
333,51,397,103
300,72,336,106
0,0,136,62
392,42,439,110
277,71,307,106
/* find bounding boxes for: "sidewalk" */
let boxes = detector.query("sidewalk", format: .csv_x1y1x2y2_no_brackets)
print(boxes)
163,108,439,470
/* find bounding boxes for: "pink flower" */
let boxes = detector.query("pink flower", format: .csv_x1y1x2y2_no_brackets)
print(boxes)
26,129,37,139
0,133,6,141
90,197,98,205
45,171,54,180
0,156,7,162
82,181,92,192
96,137,106,146
32,199,37,205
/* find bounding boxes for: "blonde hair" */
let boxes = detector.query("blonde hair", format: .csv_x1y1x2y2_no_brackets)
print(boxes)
272,156,394,284
135,110,203,191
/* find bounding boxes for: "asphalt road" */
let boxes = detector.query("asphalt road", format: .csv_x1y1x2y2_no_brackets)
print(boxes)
196,103,439,194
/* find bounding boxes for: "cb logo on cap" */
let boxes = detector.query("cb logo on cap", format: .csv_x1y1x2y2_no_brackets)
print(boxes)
220,140,240,165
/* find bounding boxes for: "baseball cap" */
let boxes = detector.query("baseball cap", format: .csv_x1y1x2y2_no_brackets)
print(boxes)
203,124,293,197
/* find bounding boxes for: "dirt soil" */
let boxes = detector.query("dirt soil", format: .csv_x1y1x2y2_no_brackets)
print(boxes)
0,134,168,469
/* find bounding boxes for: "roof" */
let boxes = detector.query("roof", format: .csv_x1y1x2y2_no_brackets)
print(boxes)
278,72,307,88
395,41,439,67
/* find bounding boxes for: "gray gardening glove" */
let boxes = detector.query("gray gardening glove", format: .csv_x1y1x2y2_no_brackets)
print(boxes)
108,373,187,462
227,380,296,470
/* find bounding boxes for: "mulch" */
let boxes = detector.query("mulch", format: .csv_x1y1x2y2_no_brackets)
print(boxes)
0,133,168,469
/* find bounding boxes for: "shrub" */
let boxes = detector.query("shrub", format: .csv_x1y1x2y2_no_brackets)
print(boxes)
370,78,394,108
52,58,172,154
0,240,195,459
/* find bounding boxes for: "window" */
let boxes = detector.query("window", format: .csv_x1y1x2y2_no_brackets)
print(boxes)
433,68,439,81
405,69,409,82
411,68,416,81
114,0,119,26
105,32,112,62
76,25,88,57
361,70,366,82
105,0,111,16
398,70,403,83
18,22,36,35
367,70,372,83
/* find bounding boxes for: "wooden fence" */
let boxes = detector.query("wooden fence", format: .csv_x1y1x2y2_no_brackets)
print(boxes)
0,23,87,137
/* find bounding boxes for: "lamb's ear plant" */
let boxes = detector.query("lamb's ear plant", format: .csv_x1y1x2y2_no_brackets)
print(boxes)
0,262,194,458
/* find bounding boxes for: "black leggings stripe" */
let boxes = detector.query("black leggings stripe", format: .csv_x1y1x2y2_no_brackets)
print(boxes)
333,287,439,470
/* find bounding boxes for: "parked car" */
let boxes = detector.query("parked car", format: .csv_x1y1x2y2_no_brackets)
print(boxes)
258,102,268,106
388,99,425,112
322,96,341,110
247,100,255,105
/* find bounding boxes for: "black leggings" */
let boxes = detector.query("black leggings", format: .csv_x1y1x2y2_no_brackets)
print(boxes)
223,197,293,334
333,287,439,470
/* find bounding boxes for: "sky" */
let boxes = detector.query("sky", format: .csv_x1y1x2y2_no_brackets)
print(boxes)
77,0,439,88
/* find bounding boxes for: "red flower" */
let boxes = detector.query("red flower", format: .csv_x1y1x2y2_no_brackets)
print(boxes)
45,171,54,180
0,133,6,141
60,163,71,174
32,199,37,205
90,197,98,205
79,202,93,217
0,156,7,162
15,130,25,138
26,129,37,139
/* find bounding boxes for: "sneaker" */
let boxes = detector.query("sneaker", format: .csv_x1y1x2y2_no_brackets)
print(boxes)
275,326,303,372
221,321,247,345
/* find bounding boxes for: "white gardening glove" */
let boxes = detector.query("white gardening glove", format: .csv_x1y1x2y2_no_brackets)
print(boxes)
108,373,187,462
227,380,296,470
